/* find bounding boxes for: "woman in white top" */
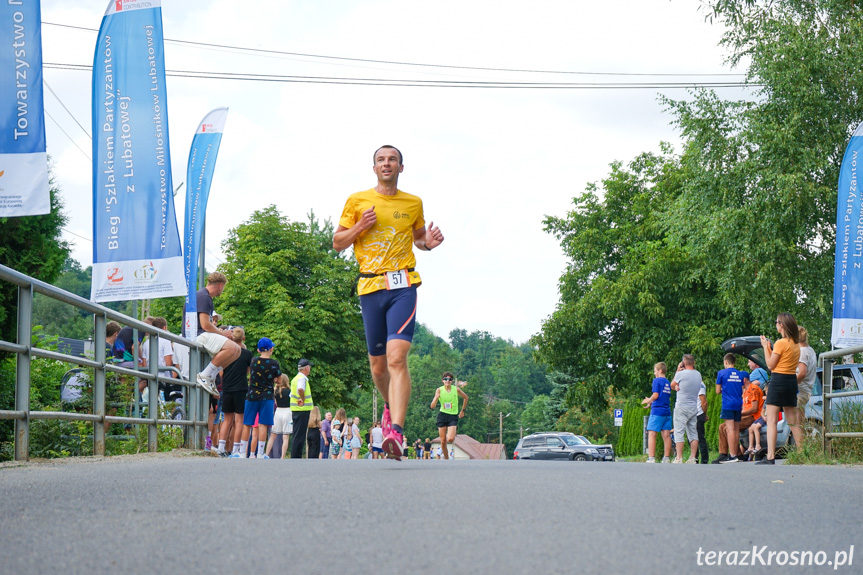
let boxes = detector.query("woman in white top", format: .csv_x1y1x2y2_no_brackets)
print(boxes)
349,417,362,458
370,421,385,459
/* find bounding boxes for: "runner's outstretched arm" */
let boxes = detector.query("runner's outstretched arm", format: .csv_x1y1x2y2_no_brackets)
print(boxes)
413,221,444,251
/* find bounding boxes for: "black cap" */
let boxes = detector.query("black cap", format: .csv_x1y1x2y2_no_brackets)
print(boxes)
298,358,313,368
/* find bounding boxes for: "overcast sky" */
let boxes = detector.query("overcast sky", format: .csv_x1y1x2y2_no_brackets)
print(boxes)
39,0,751,344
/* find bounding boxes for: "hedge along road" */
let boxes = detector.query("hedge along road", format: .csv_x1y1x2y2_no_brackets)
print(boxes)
1,452,861,574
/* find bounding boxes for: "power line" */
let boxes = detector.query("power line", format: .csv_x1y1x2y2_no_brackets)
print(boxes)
62,227,92,242
205,248,225,266
43,21,746,78
44,79,91,138
45,62,757,90
44,108,90,160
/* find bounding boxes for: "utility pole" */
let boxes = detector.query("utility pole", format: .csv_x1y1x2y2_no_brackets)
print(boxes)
499,412,503,444
372,387,378,423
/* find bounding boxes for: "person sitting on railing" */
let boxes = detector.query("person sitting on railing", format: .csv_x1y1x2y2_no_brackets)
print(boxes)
182,272,241,397
104,321,122,362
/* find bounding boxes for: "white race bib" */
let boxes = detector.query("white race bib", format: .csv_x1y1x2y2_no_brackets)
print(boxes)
384,269,411,290
443,402,453,410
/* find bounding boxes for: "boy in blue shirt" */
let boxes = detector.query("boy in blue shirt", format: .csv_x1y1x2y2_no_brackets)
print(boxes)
641,362,673,463
715,353,749,463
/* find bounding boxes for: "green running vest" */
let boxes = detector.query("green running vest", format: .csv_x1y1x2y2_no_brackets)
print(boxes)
438,385,459,415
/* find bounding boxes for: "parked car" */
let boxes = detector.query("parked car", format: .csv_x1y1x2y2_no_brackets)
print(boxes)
722,336,863,434
513,432,615,461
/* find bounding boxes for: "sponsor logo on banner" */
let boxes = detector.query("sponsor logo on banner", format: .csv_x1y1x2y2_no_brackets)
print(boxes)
107,268,124,284
201,124,214,133
115,1,123,10
133,262,158,281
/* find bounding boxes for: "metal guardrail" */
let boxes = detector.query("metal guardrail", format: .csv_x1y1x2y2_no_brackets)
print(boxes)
0,263,211,461
818,345,863,455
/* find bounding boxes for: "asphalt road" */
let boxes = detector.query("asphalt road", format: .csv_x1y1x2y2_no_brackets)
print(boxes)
1,453,861,575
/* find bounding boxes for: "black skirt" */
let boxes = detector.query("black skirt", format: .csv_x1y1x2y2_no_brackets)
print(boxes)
766,372,798,407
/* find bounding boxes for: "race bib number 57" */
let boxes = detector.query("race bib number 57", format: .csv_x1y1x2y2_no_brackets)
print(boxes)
385,269,411,290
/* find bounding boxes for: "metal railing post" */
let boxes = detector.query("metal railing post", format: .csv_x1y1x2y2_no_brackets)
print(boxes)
14,284,33,462
148,335,159,451
187,346,200,449
822,358,833,457
93,314,107,456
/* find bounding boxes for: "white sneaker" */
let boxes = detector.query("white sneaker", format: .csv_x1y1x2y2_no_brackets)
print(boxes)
645,457,656,463
196,373,220,397
248,453,256,459
661,456,671,463
685,457,696,464
671,457,683,464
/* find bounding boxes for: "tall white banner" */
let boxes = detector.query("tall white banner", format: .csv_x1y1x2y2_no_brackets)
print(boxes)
90,0,185,302
183,108,228,340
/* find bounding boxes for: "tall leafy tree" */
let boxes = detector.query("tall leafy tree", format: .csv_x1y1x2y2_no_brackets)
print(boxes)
534,150,725,401
536,0,863,414
216,206,367,409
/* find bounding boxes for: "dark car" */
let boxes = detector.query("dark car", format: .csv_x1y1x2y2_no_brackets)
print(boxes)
513,432,615,461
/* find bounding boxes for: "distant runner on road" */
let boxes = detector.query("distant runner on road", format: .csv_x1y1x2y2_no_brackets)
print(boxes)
430,371,468,460
333,145,444,459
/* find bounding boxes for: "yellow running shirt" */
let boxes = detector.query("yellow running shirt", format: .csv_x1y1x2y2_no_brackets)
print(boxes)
339,188,425,295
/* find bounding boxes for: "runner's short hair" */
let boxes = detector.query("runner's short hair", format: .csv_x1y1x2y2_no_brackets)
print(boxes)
724,353,736,364
654,362,666,375
442,371,455,380
207,272,227,285
373,145,403,165
682,354,695,367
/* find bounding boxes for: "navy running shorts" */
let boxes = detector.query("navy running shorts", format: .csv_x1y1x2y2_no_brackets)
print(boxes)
359,286,418,356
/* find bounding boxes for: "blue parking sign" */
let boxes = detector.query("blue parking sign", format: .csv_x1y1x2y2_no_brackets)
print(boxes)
614,409,623,418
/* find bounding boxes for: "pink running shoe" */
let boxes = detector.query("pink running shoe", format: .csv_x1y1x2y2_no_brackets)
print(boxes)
382,430,404,461
381,404,393,437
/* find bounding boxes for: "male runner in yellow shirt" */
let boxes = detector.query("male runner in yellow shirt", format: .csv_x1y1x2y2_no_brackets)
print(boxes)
333,145,444,459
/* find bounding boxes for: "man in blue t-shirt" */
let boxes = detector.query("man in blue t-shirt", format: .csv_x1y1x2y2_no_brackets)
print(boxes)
747,359,769,392
715,353,749,463
641,362,673,463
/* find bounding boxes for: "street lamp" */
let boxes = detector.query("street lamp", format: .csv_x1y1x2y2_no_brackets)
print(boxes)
499,412,511,444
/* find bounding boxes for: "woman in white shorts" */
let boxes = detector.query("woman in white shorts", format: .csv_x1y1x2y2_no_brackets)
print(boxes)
266,375,293,459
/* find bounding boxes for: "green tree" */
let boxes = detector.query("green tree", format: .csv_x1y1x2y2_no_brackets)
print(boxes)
0,177,69,344
675,0,863,347
533,149,726,404
216,206,368,409
520,394,555,435
31,258,93,340
536,0,863,414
